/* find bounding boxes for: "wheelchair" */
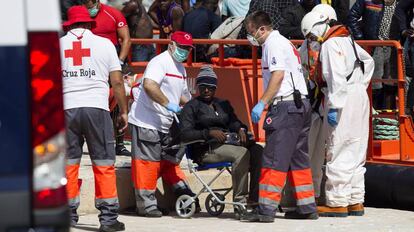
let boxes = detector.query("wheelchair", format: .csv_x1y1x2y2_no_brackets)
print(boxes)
168,140,247,218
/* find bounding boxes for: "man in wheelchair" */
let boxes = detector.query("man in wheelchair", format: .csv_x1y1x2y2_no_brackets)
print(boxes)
180,65,263,218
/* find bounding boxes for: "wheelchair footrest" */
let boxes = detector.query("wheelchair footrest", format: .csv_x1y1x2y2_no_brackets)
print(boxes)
195,162,232,171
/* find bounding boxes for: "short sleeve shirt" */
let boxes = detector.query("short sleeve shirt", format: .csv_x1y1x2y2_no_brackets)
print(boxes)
92,4,127,45
60,29,121,111
221,0,250,17
128,51,189,133
261,30,308,97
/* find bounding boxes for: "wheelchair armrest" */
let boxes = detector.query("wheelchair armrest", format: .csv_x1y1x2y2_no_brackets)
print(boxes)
164,139,213,151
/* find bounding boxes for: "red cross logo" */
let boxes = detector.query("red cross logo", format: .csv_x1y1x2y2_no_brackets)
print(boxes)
290,43,301,64
64,41,90,66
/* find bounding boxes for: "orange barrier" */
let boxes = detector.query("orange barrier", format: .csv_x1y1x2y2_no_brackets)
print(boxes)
128,38,414,166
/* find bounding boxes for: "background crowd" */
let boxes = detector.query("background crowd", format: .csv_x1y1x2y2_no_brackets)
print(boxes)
60,0,414,116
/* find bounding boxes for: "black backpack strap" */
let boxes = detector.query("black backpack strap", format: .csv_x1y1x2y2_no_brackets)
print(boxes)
346,30,365,81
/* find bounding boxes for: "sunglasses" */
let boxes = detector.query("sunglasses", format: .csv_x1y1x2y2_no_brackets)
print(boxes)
198,85,216,91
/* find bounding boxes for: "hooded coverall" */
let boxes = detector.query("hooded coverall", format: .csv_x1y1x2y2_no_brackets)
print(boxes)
319,33,374,207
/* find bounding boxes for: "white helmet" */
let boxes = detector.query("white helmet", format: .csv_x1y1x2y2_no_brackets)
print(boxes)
312,4,338,21
301,11,328,37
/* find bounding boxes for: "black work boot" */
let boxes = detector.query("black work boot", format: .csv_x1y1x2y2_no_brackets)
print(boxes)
137,208,163,217
116,143,131,156
240,211,274,223
99,220,125,232
284,211,319,220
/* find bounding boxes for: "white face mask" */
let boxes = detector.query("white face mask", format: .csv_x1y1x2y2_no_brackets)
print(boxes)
247,26,265,46
310,23,329,39
247,34,260,46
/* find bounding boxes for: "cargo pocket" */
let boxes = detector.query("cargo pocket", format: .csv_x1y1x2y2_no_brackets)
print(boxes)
137,127,162,161
287,104,305,128
138,127,161,143
263,106,283,132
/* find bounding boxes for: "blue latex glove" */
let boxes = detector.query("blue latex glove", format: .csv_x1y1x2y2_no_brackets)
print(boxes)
327,108,338,127
251,100,266,124
166,102,181,113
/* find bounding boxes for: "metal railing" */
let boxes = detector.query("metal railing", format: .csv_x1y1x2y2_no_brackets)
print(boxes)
129,38,414,163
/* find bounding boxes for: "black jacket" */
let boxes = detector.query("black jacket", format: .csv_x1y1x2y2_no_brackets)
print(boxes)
180,97,247,156
348,0,386,40
180,97,246,142
394,0,414,33
279,2,309,39
330,0,350,24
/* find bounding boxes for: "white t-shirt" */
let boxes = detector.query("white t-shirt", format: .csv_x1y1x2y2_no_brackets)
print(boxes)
128,51,190,133
261,30,308,98
60,29,121,111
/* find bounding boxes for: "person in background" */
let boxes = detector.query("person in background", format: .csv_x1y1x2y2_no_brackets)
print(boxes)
149,0,185,38
176,0,191,12
82,0,132,156
279,0,318,39
61,0,82,20
395,0,414,110
61,6,127,231
296,4,339,206
221,0,251,21
183,0,221,62
236,0,295,58
348,0,398,110
316,0,349,24
122,0,156,62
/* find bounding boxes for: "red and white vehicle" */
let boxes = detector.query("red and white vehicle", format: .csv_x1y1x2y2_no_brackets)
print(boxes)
0,0,69,231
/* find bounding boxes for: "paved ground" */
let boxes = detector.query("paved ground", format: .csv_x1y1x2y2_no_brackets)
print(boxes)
71,207,414,232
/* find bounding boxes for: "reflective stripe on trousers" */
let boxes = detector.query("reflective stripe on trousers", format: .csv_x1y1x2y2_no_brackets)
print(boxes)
132,158,190,214
66,159,119,225
258,100,317,215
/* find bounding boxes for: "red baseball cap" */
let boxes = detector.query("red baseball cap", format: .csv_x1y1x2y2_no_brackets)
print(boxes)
62,6,96,31
171,31,194,48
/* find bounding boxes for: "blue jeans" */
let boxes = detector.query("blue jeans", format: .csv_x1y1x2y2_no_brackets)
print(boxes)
131,44,156,62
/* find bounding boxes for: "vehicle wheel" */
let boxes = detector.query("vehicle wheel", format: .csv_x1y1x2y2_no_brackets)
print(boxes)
205,192,225,216
175,194,196,218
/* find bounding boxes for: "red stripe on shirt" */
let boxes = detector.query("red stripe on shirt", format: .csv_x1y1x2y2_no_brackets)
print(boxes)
166,73,185,79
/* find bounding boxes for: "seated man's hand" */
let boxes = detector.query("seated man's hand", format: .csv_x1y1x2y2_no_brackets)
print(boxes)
238,128,247,146
209,129,226,143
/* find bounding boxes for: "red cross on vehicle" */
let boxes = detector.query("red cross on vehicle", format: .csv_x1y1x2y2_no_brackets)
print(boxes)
64,41,90,66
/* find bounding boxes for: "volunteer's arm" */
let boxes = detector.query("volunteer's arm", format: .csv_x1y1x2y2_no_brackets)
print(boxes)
117,26,131,62
143,78,169,106
260,70,285,104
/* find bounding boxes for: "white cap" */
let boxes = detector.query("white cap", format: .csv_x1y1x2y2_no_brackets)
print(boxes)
312,4,338,21
301,11,328,37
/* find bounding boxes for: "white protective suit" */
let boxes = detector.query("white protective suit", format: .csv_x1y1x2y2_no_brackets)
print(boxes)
299,40,327,199
320,36,374,207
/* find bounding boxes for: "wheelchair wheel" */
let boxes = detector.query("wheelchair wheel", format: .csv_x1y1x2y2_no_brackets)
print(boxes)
205,192,225,216
175,194,196,218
